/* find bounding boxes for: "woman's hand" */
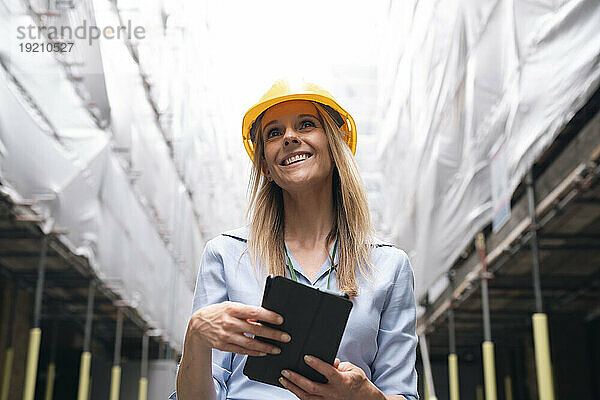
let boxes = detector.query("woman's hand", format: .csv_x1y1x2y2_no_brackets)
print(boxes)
187,301,291,356
279,355,386,400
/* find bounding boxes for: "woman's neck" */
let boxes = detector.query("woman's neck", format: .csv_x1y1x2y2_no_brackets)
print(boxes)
282,181,334,249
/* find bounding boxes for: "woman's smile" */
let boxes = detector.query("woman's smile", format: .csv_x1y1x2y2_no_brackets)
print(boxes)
280,152,313,167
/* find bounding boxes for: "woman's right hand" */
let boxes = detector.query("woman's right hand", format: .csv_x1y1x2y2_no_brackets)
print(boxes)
187,301,291,357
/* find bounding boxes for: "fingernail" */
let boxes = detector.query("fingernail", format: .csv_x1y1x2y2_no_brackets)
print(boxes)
281,370,289,377
282,333,291,342
304,355,313,362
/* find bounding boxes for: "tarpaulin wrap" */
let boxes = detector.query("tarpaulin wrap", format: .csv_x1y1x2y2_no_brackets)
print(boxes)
0,70,193,346
376,0,600,299
95,0,247,241
0,3,198,348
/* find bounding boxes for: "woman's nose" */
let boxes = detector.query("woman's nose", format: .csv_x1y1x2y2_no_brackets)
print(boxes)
283,126,300,146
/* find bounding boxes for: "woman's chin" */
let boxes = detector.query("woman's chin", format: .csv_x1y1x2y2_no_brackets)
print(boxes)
279,172,331,191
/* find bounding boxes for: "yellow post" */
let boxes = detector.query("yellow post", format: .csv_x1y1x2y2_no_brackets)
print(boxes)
476,385,484,400
448,353,460,400
532,313,555,400
23,328,42,400
482,341,497,400
138,377,148,400
76,351,92,400
1,347,14,400
424,371,430,400
504,376,513,400
44,363,55,400
110,365,121,400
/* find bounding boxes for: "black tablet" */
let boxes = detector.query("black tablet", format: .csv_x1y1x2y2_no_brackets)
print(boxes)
243,275,353,388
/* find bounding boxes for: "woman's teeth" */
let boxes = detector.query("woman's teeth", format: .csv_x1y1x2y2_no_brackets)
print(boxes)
283,154,311,166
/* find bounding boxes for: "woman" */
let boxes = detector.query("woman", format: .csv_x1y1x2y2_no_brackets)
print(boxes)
172,79,418,400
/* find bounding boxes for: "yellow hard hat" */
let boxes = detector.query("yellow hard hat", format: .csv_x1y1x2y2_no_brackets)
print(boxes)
242,79,357,162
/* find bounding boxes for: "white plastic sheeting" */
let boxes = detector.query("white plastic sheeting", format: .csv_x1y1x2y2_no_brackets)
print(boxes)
0,0,210,349
376,0,600,299
2,0,599,340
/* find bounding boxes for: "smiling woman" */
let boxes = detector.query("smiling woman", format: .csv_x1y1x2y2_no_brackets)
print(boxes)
172,79,419,400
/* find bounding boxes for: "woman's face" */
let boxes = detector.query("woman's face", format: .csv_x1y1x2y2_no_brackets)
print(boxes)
260,100,334,191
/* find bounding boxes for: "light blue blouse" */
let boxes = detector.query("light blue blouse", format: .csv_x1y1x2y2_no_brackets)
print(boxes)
170,226,419,400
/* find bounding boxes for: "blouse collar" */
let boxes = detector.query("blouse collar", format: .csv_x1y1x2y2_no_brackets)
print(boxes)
222,226,394,248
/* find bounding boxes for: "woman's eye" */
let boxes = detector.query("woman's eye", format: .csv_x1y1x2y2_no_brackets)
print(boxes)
267,128,281,138
300,120,316,129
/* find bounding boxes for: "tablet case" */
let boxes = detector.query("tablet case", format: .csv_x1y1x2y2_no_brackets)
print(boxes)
243,275,353,388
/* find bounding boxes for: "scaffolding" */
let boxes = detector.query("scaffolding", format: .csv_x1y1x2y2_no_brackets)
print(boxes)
418,89,600,399
0,0,206,398
375,1,600,398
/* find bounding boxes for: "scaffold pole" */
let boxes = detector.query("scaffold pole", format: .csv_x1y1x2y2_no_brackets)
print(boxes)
23,237,47,400
419,333,437,400
138,333,149,400
476,384,484,400
502,348,513,400
526,170,555,400
77,281,95,400
447,270,460,400
476,233,497,400
504,375,513,400
110,308,124,400
1,283,17,400
44,320,58,400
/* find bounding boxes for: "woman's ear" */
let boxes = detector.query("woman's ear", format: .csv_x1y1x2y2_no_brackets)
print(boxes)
260,159,267,174
260,159,272,181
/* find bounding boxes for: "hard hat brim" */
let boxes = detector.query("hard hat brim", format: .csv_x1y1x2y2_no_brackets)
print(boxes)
242,93,357,162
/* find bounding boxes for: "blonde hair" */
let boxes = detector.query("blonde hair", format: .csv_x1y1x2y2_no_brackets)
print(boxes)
245,102,374,297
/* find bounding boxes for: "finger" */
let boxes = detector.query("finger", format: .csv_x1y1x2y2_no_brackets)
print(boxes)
229,304,283,325
279,376,312,400
229,332,281,355
337,361,356,372
303,355,339,382
244,320,291,343
333,358,340,369
281,369,327,396
221,343,267,357
220,317,281,354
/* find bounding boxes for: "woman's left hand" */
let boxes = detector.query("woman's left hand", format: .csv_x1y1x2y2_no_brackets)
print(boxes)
279,355,383,400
